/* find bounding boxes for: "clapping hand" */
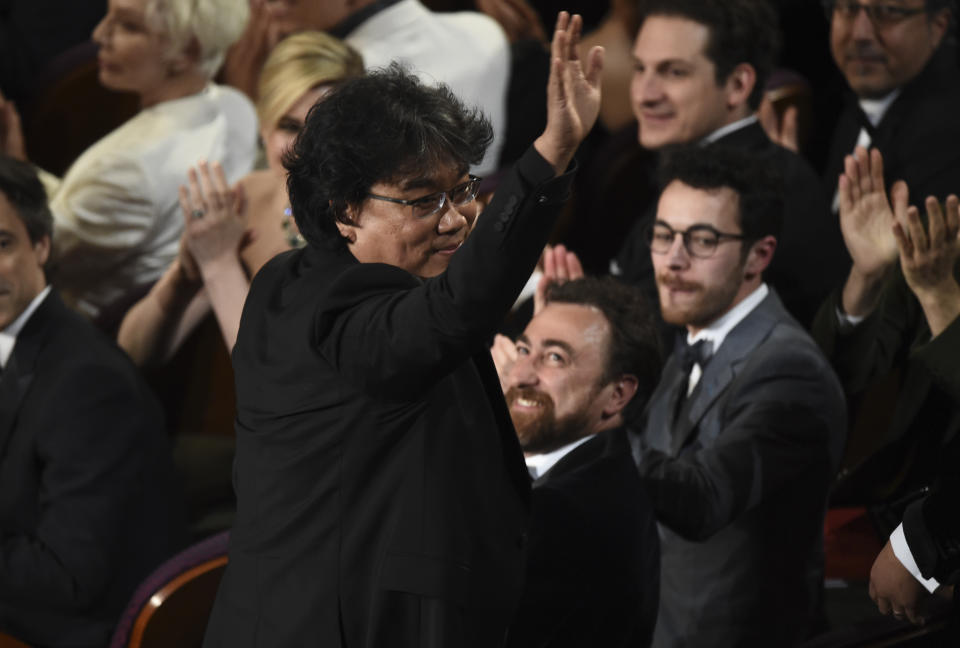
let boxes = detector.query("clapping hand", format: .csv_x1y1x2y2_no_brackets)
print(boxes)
534,11,603,175
838,147,907,281
178,161,250,279
533,243,584,314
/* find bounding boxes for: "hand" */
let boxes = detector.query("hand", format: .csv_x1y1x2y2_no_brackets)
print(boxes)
758,99,798,153
533,12,603,175
491,333,518,394
838,147,906,280
179,161,249,278
892,194,960,337
220,0,280,100
475,0,548,44
0,90,27,161
534,243,583,314
869,539,934,625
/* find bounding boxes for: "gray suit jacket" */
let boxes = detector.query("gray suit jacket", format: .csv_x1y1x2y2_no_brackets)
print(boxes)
631,290,846,648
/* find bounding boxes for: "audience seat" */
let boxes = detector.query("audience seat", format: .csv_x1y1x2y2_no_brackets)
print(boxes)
109,531,229,648
0,632,31,648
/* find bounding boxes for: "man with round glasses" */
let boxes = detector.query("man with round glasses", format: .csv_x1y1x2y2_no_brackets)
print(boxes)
204,13,603,648
631,146,846,647
823,0,960,208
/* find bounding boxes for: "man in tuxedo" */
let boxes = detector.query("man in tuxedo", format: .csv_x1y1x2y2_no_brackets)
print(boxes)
810,148,960,625
493,277,661,648
612,0,845,327
823,0,960,208
0,154,183,646
632,147,847,647
203,16,602,648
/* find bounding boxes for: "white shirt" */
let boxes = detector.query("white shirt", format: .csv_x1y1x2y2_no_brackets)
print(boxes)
48,83,257,317
0,286,51,369
346,0,510,176
525,435,594,481
891,523,941,593
699,115,760,147
686,284,769,395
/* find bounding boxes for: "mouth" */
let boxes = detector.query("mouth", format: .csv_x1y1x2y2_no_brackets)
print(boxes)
658,276,700,297
434,240,464,256
641,111,674,126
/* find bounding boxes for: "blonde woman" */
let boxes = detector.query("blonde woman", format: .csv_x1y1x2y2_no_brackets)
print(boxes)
118,31,363,365
0,0,258,318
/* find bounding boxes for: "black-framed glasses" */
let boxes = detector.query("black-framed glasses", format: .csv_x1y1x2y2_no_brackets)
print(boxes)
822,0,927,27
367,175,482,218
644,221,747,258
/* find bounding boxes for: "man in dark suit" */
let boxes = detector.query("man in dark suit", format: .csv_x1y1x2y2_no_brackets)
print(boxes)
822,0,960,211
0,154,183,646
810,148,960,625
612,0,846,327
492,277,661,648
631,147,847,647
203,16,602,648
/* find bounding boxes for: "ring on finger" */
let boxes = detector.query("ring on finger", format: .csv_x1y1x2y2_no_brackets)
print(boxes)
191,209,205,219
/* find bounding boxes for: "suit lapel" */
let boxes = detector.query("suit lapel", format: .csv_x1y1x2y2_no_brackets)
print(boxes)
669,293,783,455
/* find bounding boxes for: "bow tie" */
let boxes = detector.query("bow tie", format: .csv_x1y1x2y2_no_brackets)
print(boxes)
675,335,713,374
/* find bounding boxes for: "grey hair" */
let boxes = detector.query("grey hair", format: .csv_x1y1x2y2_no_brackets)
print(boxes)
146,0,250,79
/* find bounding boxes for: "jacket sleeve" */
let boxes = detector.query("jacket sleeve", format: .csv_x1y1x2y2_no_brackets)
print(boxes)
315,147,574,401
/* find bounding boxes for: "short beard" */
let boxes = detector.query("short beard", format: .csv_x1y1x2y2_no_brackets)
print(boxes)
506,387,593,455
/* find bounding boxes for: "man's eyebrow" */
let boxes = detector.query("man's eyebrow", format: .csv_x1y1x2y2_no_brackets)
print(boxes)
516,333,531,346
542,339,575,356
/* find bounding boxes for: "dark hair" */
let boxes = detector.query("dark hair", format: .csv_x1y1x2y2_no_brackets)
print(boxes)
285,64,493,250
545,277,663,408
657,146,783,244
0,154,53,244
637,0,780,110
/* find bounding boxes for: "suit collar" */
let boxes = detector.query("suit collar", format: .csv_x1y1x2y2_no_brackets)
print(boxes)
705,119,770,152
670,291,787,453
700,115,760,147
534,427,628,487
0,286,52,368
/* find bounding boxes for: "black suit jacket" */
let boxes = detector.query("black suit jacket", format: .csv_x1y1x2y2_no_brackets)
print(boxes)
633,291,846,647
823,46,960,209
204,148,574,648
614,121,847,329
0,290,182,647
506,428,659,648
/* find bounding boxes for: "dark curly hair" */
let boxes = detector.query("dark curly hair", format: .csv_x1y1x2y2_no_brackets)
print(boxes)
545,277,663,409
284,64,493,250
637,0,780,110
658,146,784,245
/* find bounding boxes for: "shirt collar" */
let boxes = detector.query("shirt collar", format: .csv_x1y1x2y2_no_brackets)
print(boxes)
525,434,594,480
687,283,768,352
699,115,759,146
859,88,901,128
0,286,51,369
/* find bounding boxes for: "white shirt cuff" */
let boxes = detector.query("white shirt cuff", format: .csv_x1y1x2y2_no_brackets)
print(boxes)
890,523,941,594
836,306,867,328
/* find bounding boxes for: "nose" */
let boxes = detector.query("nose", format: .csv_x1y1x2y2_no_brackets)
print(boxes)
666,232,690,268
92,15,109,45
507,352,539,390
633,71,663,107
850,6,878,40
437,201,469,233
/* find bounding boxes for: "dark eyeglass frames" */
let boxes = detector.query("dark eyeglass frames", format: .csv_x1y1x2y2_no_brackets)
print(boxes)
644,221,747,259
822,1,927,27
367,175,482,218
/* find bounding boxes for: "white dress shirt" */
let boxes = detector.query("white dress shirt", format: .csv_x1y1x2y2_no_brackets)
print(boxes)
699,115,760,147
0,286,51,369
686,284,769,395
525,435,594,481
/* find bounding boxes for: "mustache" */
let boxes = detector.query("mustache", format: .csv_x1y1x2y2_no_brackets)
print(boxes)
656,274,701,292
844,43,887,61
505,386,553,409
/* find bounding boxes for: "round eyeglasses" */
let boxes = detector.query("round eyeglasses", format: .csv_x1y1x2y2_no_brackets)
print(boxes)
823,1,927,27
367,175,482,219
644,221,747,259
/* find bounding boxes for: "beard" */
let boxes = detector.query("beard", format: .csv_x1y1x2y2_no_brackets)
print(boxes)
505,386,593,455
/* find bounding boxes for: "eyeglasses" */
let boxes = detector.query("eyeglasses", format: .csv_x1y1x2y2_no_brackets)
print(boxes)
367,175,482,218
644,221,747,258
823,1,927,27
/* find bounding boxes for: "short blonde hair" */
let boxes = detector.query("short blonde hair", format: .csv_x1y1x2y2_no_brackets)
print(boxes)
257,31,364,131
146,0,250,79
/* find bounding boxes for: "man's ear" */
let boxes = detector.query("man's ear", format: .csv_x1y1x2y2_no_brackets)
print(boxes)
33,235,51,266
335,205,359,244
724,62,756,111
929,9,951,49
602,374,639,418
743,235,776,281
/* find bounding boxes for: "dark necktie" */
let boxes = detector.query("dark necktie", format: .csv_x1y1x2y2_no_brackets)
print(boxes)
673,335,713,422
